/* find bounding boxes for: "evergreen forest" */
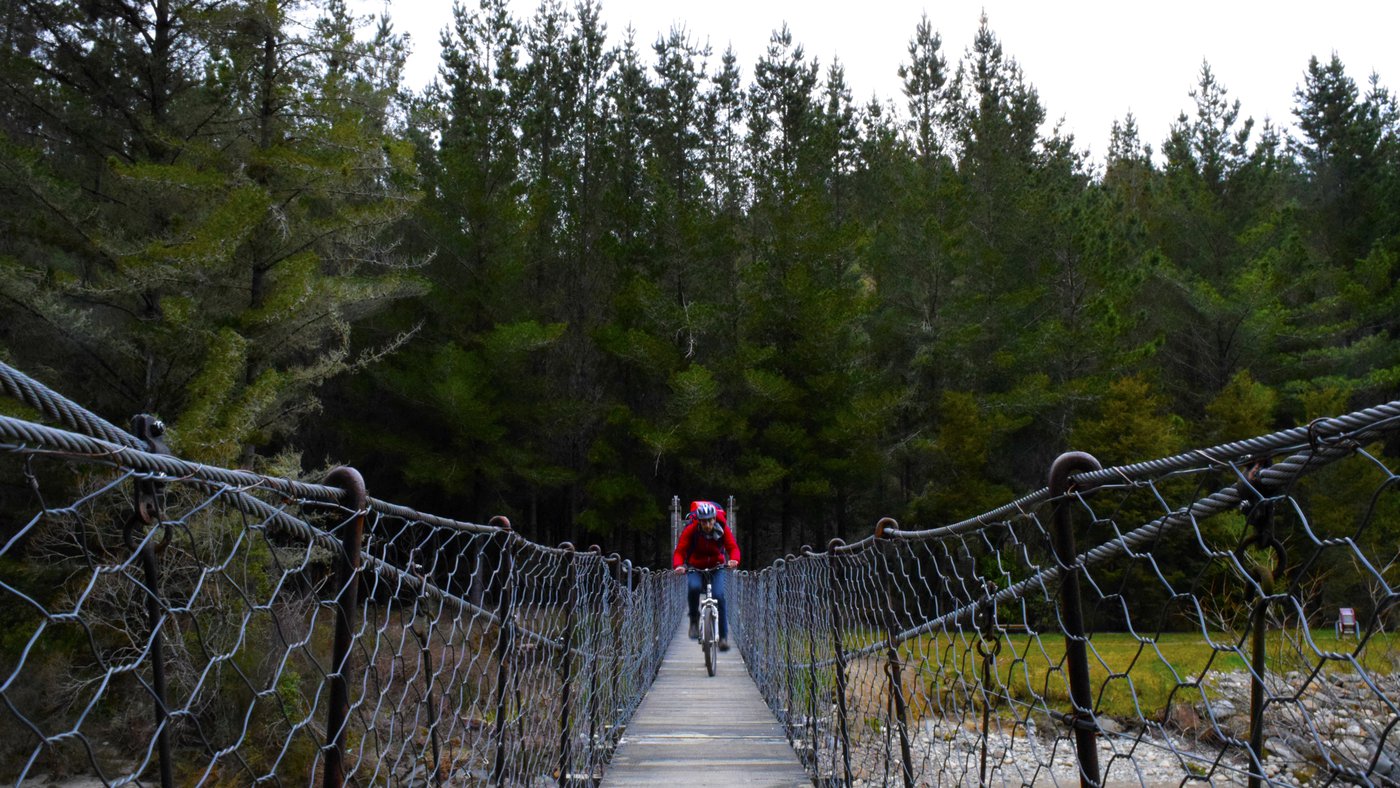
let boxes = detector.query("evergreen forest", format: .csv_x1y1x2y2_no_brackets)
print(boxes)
3,0,1399,568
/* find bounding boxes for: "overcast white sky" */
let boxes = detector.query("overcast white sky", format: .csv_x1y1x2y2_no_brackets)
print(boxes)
365,0,1400,160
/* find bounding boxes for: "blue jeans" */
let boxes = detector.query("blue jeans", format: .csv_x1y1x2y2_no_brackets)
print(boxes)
687,568,728,638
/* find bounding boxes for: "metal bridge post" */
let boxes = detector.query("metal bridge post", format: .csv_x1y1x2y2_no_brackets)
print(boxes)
488,517,517,786
826,540,853,787
607,553,625,753
649,568,660,691
801,546,820,771
410,548,443,785
1048,452,1103,788
127,415,173,788
778,557,796,746
977,580,1002,788
323,466,368,788
557,543,579,787
619,559,634,685
652,569,661,671
1239,461,1282,788
582,548,605,780
874,518,914,788
670,496,681,561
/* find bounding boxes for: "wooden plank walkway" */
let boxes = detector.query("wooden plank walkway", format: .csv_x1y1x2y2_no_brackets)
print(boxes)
601,621,812,787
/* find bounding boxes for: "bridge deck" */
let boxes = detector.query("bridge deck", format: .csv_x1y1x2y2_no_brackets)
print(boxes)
601,620,811,787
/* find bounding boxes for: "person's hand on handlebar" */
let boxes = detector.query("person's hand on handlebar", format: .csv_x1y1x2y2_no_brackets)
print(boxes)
676,563,737,573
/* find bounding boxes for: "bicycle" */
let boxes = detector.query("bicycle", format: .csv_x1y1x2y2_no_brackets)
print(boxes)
688,567,722,676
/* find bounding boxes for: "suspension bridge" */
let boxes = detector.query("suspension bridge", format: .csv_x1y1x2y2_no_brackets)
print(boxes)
3,357,1400,787
601,620,809,787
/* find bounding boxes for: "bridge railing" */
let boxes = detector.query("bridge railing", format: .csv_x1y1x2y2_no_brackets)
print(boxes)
0,361,683,786
732,401,1400,787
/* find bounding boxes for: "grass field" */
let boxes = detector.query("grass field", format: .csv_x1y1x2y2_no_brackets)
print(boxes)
837,628,1400,724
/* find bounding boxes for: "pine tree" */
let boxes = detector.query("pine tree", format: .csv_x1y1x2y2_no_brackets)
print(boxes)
586,27,705,556
859,16,962,512
0,0,424,464
898,13,949,164
1148,62,1279,415
1290,55,1392,329
1275,55,1400,406
1293,53,1381,266
1104,114,1154,214
341,0,569,525
947,13,1050,377
730,26,882,550
703,47,747,217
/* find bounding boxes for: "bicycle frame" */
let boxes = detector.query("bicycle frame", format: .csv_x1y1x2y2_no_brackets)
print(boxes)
688,568,723,676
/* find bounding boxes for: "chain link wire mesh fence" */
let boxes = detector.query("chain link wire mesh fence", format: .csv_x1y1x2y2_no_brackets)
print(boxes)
732,402,1400,787
8,355,1400,787
0,364,682,786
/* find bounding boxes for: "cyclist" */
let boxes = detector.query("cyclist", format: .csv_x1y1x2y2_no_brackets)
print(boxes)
672,500,740,651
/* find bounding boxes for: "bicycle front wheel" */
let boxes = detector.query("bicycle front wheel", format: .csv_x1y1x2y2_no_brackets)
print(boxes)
701,608,717,676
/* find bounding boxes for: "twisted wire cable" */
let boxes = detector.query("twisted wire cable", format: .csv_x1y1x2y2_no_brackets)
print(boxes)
734,399,1400,787
0,361,501,535
890,401,1400,541
10,355,1400,787
0,409,678,785
0,361,144,449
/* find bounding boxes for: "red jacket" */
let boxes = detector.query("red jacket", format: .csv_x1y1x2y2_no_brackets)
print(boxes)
672,520,740,569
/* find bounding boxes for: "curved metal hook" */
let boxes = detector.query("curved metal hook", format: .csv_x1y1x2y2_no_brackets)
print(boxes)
1048,451,1102,497
874,517,899,539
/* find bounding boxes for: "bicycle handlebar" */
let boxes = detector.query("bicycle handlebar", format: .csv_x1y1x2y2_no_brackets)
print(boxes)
677,564,736,573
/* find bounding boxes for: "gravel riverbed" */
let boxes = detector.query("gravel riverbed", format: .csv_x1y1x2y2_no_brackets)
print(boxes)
836,669,1400,786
